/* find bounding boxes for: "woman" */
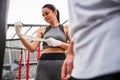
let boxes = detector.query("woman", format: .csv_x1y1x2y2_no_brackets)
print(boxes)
15,4,70,80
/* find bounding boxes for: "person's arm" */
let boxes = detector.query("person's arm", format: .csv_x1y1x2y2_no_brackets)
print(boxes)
18,30,41,52
59,42,69,50
15,22,44,52
59,25,71,50
61,40,74,80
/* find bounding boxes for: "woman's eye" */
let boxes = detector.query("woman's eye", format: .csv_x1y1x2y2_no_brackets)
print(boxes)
43,12,49,17
45,12,48,15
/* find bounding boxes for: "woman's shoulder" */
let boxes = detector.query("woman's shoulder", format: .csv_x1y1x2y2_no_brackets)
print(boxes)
36,26,47,34
63,24,69,30
36,26,47,37
37,26,46,31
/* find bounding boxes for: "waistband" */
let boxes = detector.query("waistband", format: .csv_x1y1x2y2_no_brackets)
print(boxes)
40,53,66,60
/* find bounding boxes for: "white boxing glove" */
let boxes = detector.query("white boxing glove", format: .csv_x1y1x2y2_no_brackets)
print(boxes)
45,38,62,47
14,21,23,37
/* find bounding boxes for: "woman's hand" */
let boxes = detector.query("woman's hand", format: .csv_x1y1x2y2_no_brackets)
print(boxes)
14,21,23,37
45,38,62,47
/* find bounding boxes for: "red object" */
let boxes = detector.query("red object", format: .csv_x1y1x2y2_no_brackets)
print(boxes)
37,45,40,61
18,49,23,80
26,50,30,80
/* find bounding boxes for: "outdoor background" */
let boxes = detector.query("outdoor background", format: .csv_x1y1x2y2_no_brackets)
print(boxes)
7,0,69,24
2,1,69,80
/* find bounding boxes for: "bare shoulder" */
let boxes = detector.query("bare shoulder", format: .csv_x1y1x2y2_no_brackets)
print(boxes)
63,24,69,30
36,26,46,37
37,26,46,32
63,24,71,40
63,24,69,35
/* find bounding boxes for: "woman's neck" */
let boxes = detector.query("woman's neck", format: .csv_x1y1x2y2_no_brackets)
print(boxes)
50,20,60,27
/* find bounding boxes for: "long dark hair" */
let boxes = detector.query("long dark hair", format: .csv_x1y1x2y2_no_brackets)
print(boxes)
42,4,60,22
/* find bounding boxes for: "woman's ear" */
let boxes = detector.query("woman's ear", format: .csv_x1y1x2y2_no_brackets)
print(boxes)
54,10,57,16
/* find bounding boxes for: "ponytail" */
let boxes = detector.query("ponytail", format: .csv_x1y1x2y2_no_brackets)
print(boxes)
56,9,60,22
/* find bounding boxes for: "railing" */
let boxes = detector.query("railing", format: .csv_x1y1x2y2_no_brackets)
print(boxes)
3,21,68,79
18,45,40,80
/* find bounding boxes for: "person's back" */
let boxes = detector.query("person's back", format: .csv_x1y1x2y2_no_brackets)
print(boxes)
68,0,120,79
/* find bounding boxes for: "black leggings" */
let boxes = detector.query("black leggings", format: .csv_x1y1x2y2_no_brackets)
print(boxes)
69,72,120,80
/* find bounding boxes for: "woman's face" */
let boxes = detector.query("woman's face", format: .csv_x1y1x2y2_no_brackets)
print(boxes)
42,7,56,23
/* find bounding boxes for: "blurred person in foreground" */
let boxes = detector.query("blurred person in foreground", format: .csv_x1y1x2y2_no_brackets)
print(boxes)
62,0,120,80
